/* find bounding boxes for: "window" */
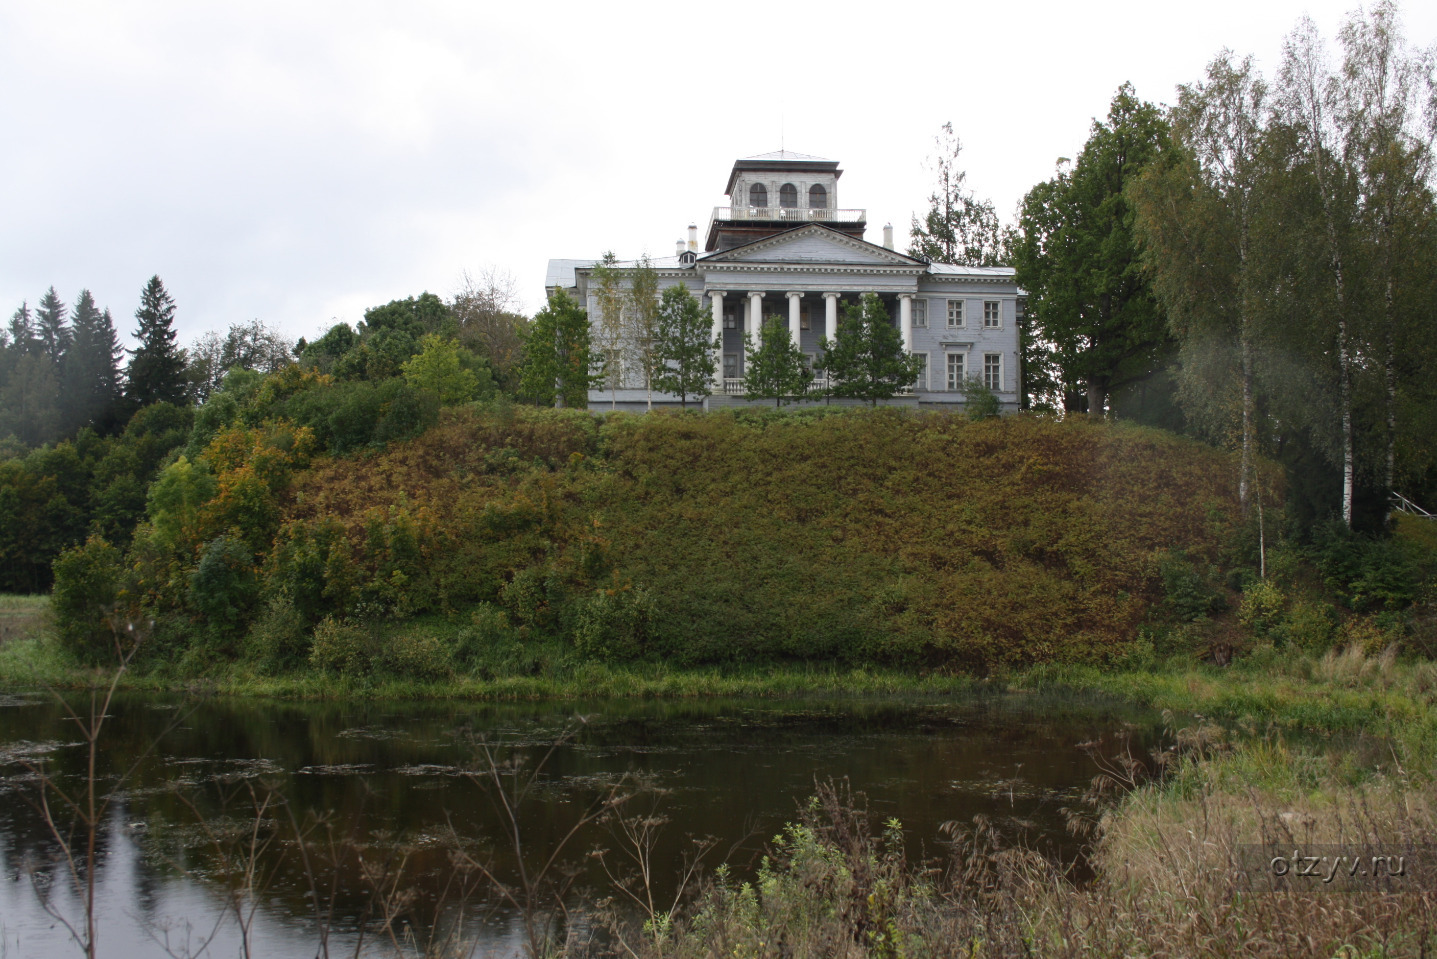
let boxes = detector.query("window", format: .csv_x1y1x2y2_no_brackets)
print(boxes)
723,353,739,379
800,307,812,331
912,352,928,391
749,183,767,208
809,184,827,209
984,353,1003,391
984,301,1001,328
946,353,966,391
723,311,738,330
779,183,798,208
912,298,927,328
947,299,964,328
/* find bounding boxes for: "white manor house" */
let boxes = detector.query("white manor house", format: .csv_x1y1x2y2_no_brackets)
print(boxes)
545,150,1022,412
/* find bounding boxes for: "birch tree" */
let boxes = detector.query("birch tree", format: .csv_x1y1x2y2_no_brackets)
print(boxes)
1133,54,1269,510
590,253,626,411
1280,19,1362,527
625,256,661,411
1334,0,1437,495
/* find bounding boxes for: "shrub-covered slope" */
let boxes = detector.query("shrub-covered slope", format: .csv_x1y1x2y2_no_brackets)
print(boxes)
54,405,1254,673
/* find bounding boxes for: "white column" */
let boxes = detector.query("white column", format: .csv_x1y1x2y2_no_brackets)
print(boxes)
899,294,913,355
787,292,803,342
823,292,839,344
710,291,725,387
748,291,764,339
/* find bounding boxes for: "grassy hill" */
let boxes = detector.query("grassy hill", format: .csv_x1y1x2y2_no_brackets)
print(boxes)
132,405,1252,677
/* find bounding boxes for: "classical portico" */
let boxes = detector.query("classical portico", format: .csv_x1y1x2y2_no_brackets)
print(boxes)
544,150,1023,412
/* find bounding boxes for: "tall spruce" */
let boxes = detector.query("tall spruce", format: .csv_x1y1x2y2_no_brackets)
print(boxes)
126,275,188,409
34,287,69,364
651,284,717,409
7,303,36,356
66,291,124,434
820,293,923,406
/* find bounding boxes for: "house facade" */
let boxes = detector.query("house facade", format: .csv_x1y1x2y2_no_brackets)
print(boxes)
544,150,1022,412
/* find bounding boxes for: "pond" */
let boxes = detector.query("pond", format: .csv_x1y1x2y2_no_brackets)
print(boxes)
0,690,1167,957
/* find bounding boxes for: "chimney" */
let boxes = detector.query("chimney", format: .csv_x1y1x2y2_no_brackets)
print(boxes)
688,223,698,251
883,223,894,250
676,238,685,256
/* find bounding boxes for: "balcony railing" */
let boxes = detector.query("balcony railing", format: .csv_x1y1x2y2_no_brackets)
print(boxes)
711,206,866,224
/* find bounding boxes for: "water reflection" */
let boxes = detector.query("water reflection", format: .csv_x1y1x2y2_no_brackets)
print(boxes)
0,691,1164,957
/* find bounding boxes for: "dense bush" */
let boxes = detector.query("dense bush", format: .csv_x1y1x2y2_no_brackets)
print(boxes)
50,535,124,664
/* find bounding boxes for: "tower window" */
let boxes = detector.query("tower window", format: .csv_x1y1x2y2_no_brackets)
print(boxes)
749,183,767,208
809,184,827,209
779,183,798,208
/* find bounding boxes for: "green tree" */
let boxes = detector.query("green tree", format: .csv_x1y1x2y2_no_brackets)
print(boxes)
1014,84,1174,419
590,252,626,410
819,293,923,406
1132,56,1276,511
65,290,124,435
652,284,717,409
34,286,69,364
402,333,487,404
451,267,529,394
743,317,812,407
908,122,1005,266
7,302,37,356
126,275,188,409
187,319,296,401
626,256,662,411
519,288,600,408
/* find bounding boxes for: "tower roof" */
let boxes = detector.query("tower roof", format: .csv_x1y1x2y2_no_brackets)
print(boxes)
725,150,842,196
740,149,834,162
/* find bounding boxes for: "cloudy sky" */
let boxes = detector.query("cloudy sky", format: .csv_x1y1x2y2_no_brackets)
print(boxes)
3,0,1434,350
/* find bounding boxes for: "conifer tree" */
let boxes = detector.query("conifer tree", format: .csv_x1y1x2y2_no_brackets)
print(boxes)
7,303,36,356
66,291,124,433
126,275,188,408
743,317,812,407
34,286,70,364
820,293,923,406
519,288,600,408
652,283,717,408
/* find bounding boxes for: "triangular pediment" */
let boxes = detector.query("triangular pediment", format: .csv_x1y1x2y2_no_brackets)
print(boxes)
700,226,923,268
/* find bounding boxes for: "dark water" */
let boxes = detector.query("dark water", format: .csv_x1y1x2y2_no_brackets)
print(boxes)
0,690,1166,957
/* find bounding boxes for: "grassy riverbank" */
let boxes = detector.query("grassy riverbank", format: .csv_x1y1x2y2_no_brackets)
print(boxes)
7,592,1437,955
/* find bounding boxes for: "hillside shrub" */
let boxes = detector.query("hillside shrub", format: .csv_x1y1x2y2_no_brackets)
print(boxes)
51,536,125,664
573,584,655,662
310,617,377,674
379,627,454,679
245,595,311,672
1158,550,1227,621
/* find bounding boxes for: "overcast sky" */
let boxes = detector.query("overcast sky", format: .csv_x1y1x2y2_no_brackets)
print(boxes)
3,0,1434,350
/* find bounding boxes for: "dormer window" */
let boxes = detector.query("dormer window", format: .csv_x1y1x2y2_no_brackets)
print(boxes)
809,184,827,209
749,183,767,208
779,183,798,208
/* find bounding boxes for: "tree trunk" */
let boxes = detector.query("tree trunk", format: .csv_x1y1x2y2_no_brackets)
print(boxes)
1087,382,1106,419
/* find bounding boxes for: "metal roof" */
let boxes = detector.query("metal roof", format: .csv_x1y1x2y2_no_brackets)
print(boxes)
740,149,835,163
544,258,597,290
